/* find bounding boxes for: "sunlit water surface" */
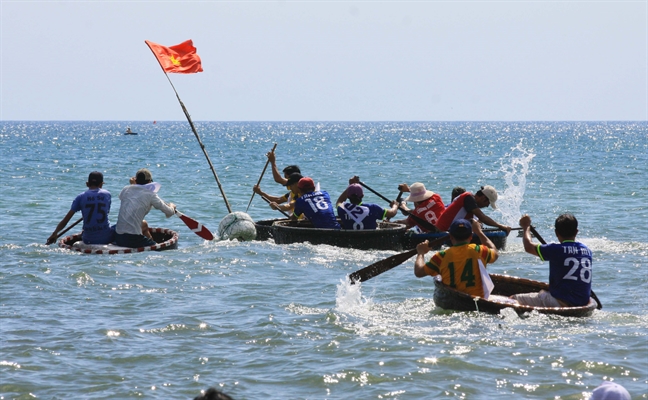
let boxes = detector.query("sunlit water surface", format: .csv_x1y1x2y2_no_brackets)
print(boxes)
1,121,646,399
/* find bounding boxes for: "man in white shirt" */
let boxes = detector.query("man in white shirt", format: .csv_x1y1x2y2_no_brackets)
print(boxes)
115,168,176,248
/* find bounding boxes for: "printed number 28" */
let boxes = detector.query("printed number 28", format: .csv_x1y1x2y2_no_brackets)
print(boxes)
562,257,592,283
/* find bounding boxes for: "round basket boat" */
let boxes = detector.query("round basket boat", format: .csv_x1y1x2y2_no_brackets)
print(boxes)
433,273,598,317
272,220,406,251
402,228,508,250
58,228,179,254
253,218,287,241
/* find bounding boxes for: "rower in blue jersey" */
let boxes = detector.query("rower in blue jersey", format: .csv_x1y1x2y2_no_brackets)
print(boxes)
292,177,340,229
336,181,398,230
47,171,115,245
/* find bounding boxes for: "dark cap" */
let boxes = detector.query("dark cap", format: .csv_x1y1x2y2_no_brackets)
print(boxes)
88,171,103,186
347,183,363,198
451,186,466,201
283,165,301,176
297,177,315,191
135,168,153,185
449,219,473,241
285,172,303,187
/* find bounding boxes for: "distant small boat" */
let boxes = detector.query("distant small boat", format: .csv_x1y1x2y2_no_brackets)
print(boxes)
124,128,138,135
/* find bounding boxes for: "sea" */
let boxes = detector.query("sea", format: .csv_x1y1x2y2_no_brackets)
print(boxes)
0,121,646,399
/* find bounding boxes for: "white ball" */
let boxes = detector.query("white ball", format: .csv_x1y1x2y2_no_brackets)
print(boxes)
218,212,257,241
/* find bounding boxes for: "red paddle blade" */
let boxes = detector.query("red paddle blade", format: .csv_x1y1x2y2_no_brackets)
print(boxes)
177,212,214,240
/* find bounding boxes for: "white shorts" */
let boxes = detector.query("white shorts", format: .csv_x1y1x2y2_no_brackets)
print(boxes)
511,290,564,307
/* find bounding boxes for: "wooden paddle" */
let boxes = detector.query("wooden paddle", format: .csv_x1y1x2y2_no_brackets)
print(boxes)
260,195,291,218
527,226,547,245
529,225,545,244
486,227,522,232
175,210,214,240
246,143,278,212
528,225,603,310
47,217,83,244
358,181,437,232
348,235,449,283
395,190,403,203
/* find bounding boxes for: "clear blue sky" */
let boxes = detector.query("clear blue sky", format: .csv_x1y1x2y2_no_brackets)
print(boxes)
1,1,646,121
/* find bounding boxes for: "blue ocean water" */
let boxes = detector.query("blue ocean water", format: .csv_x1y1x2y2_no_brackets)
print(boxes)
0,121,646,399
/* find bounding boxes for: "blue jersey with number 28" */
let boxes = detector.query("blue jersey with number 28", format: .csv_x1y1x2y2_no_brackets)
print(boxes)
538,240,592,306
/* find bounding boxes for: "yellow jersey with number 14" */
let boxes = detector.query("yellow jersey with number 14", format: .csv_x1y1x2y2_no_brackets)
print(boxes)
424,243,495,297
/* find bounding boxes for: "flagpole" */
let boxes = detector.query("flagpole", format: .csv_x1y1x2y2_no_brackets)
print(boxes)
146,43,232,213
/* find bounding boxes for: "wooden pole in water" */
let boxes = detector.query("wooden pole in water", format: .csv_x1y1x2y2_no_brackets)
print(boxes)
162,74,232,213
145,42,232,213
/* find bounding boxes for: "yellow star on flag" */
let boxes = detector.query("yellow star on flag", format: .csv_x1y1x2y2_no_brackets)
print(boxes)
145,39,203,74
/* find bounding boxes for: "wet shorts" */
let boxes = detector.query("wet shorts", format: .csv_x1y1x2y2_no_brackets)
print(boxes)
115,233,156,248
511,290,564,307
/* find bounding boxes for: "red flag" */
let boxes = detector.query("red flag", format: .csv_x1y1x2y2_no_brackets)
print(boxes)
145,40,203,74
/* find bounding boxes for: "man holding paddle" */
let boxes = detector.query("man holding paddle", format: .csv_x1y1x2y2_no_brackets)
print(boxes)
256,172,303,214
436,186,512,236
394,182,446,232
511,213,593,308
414,218,499,298
114,168,176,248
291,177,340,229
47,171,115,245
336,182,399,230
265,149,301,187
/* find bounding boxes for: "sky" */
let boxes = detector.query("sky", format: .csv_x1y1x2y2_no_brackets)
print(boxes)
1,1,646,121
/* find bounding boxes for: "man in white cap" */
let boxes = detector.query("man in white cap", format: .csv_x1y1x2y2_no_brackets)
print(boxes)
435,185,512,236
393,182,446,232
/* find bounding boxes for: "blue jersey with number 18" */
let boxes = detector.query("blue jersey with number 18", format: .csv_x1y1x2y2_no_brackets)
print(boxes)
293,190,340,229
538,240,592,306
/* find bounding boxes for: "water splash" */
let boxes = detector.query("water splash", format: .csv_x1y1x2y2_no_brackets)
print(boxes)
335,278,371,313
497,141,536,227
